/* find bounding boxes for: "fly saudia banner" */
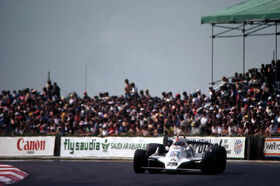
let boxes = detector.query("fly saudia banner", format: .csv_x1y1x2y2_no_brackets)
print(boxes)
0,136,55,156
60,137,164,158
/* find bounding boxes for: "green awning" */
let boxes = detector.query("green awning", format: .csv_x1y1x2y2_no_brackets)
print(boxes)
201,0,280,24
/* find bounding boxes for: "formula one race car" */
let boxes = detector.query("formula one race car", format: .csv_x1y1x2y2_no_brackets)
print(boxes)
133,135,226,174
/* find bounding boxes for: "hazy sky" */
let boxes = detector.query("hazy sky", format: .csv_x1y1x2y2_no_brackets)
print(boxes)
0,0,278,97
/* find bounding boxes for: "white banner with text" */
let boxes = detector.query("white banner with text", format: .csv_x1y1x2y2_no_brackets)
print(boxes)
60,136,164,158
264,138,280,158
0,136,55,156
186,136,246,159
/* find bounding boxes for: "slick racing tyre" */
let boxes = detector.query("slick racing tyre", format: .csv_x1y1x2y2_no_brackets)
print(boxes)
133,149,147,173
201,145,227,174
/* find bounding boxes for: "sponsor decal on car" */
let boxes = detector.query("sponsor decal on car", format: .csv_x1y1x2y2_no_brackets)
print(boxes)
166,162,178,167
169,151,180,158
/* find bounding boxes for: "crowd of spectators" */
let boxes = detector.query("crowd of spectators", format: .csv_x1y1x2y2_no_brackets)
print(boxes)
0,60,280,137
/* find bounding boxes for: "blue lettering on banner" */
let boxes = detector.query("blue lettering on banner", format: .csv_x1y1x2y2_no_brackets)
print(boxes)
234,140,243,154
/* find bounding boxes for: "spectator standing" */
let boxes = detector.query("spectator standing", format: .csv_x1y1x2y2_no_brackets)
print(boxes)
53,82,61,98
124,79,131,98
130,82,138,98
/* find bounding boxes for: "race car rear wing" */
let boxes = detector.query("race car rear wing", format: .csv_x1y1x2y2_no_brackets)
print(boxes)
163,136,223,147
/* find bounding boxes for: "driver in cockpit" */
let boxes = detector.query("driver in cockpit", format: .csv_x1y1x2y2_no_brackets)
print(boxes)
173,137,195,158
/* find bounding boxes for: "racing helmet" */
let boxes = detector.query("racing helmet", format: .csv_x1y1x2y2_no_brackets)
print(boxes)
173,137,185,146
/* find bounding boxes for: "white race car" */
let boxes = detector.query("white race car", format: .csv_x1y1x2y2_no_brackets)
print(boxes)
133,135,226,174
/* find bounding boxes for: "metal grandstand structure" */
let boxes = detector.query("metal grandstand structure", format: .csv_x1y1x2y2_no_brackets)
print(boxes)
201,0,280,85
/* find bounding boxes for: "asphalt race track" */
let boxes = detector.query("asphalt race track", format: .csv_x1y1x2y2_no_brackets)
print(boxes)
2,160,280,186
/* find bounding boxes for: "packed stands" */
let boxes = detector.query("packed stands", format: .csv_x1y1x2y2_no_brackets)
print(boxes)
0,60,279,137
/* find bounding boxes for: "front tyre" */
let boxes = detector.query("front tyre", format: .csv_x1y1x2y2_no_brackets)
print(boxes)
133,149,147,173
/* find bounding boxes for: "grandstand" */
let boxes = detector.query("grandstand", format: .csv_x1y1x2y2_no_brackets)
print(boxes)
0,60,279,137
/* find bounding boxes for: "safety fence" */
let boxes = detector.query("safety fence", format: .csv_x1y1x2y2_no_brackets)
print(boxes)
0,135,279,160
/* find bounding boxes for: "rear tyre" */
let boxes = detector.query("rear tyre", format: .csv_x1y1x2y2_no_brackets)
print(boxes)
133,149,147,173
201,145,227,174
215,146,227,173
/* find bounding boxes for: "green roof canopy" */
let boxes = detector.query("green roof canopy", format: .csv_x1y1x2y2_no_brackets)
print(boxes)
201,0,280,24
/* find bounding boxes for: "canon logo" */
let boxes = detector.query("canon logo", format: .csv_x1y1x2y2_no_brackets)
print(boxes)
17,138,46,151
